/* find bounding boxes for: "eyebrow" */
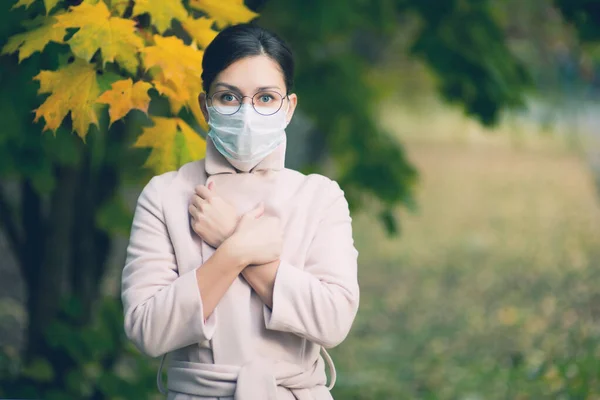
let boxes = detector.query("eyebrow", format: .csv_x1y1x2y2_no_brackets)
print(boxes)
214,82,282,92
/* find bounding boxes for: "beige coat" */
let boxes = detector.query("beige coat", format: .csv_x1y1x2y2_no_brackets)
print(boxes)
121,136,360,399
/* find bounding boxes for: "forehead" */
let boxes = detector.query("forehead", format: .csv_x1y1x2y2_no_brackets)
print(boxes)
210,55,285,93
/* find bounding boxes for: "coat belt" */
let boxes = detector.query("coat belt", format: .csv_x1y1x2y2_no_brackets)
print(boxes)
156,347,336,399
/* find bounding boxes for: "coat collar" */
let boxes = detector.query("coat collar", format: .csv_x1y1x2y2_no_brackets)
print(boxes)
204,135,287,176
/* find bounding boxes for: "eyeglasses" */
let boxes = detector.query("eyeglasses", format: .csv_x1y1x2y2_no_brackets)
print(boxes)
207,90,287,116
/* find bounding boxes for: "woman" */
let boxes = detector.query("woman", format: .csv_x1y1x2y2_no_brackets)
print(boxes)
121,23,360,400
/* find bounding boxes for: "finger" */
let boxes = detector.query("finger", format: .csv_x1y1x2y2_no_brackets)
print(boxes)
195,185,214,201
192,195,208,209
192,220,204,234
208,181,215,190
244,202,264,220
190,201,210,216
189,204,201,218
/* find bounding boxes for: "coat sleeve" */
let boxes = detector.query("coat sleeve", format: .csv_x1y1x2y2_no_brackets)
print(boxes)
121,175,217,358
263,180,360,348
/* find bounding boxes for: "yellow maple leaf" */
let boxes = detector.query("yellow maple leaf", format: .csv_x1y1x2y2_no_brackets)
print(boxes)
43,0,59,14
189,0,258,29
54,2,143,74
1,16,66,62
134,117,206,173
142,35,204,120
150,74,208,133
188,94,209,132
84,0,129,16
143,36,208,131
96,79,152,125
34,59,101,139
181,17,218,49
151,75,186,110
132,0,188,34
142,35,204,88
108,0,129,16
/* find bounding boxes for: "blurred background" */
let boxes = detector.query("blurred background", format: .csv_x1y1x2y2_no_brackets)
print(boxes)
1,0,600,398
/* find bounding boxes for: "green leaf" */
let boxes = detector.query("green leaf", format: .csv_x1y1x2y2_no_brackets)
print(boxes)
66,368,92,395
45,389,74,400
21,357,55,382
96,193,133,236
42,126,82,167
59,295,83,320
11,0,36,10
81,325,115,360
378,208,400,236
44,320,88,363
98,371,128,397
26,159,56,195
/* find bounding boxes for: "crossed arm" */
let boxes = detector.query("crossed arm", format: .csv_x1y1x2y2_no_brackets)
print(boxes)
240,261,279,309
121,176,359,358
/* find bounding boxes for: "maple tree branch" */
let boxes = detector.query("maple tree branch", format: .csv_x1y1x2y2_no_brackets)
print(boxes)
0,183,23,262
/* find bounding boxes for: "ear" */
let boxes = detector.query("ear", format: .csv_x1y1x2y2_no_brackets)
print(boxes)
199,92,209,123
285,93,298,125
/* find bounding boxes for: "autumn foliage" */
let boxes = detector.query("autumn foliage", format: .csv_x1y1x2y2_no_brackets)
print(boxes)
2,0,258,173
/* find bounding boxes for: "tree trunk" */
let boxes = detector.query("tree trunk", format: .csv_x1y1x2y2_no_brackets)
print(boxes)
70,148,118,322
19,135,120,393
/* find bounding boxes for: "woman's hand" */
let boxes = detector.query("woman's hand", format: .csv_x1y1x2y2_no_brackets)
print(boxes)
226,203,283,266
189,182,239,248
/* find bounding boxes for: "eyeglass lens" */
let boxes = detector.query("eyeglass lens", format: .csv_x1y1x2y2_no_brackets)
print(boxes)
210,90,285,116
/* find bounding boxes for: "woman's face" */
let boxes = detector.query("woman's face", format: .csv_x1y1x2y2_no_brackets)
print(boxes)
200,55,298,124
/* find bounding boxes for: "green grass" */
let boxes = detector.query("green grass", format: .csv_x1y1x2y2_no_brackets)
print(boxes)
330,104,600,399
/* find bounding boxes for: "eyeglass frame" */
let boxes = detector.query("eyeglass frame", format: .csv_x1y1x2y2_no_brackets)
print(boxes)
206,89,290,116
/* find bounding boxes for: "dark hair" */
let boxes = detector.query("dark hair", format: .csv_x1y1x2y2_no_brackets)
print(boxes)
201,23,295,94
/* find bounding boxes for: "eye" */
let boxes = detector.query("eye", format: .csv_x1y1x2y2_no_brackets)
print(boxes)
258,94,274,103
221,93,236,102
251,91,284,114
214,91,239,104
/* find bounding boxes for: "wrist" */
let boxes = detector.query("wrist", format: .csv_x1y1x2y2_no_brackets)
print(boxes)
220,235,249,270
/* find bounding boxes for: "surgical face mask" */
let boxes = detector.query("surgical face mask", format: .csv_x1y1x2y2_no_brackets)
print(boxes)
207,103,289,172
